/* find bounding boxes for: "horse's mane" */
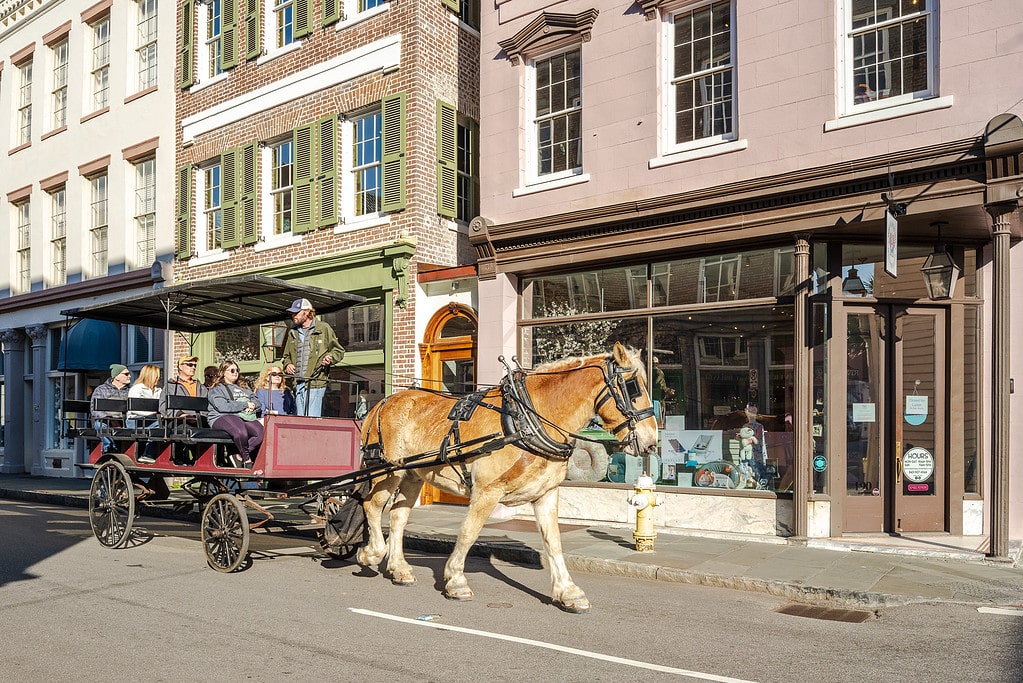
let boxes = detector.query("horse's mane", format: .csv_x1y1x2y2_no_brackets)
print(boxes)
532,346,647,381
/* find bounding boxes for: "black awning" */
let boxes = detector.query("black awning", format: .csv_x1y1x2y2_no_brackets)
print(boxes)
61,275,366,333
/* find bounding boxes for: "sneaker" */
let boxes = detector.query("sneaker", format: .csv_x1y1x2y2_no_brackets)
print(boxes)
138,454,157,464
228,453,245,468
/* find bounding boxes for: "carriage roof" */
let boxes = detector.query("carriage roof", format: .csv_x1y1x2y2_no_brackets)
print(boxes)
60,274,366,333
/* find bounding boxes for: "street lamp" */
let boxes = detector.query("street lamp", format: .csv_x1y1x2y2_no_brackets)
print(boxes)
842,266,867,296
920,222,960,300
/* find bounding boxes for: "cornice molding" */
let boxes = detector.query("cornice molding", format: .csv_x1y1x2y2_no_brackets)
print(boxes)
498,10,599,65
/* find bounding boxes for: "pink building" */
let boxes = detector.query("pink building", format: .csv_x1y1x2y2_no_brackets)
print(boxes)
473,0,1022,555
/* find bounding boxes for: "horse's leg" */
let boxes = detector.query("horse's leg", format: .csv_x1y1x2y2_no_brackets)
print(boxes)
384,475,425,586
356,474,400,568
532,487,590,613
442,488,503,601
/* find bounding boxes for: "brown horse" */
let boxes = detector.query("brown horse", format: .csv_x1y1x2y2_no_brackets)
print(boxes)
356,343,659,612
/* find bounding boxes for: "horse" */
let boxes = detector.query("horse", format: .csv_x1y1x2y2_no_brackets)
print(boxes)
356,342,659,613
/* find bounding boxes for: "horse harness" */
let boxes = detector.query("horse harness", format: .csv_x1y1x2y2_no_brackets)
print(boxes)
363,354,654,492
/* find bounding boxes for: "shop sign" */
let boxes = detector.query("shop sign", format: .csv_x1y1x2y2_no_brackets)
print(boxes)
813,455,827,472
902,447,934,483
904,395,928,426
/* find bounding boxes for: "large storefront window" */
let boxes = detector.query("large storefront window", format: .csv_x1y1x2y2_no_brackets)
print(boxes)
521,246,797,492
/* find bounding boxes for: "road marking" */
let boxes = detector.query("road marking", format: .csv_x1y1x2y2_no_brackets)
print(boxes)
978,606,1023,616
350,608,757,682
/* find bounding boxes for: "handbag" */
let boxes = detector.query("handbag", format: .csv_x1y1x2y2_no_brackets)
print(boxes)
238,410,259,422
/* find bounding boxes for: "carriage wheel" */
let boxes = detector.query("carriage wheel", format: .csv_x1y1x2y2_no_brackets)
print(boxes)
320,492,367,560
89,460,136,548
201,494,249,573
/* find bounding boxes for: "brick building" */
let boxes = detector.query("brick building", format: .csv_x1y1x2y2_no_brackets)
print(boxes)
174,0,480,422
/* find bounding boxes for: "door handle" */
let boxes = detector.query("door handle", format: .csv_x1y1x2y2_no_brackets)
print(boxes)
895,440,901,485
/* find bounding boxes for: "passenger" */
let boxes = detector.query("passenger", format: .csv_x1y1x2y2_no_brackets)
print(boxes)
203,365,218,389
92,364,131,453
128,364,163,463
254,364,296,417
282,298,344,417
159,354,207,422
207,360,264,468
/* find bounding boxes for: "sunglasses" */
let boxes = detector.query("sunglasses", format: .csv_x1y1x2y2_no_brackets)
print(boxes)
119,371,131,376
269,372,283,377
226,368,239,373
204,373,216,378
182,362,198,367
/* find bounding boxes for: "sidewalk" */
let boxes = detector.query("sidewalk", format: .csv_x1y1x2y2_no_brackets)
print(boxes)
2,473,1021,609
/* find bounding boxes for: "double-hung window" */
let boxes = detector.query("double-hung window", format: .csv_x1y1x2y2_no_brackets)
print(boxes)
18,61,33,146
841,0,935,113
530,49,582,179
50,189,66,286
274,0,294,47
206,0,225,78
271,140,293,234
136,0,159,91
90,174,109,277
135,158,157,267
15,201,31,294
91,18,111,110
203,163,224,251
667,0,734,149
352,109,383,217
51,40,68,130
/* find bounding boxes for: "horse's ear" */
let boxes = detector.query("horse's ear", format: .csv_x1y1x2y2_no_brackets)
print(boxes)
612,342,630,368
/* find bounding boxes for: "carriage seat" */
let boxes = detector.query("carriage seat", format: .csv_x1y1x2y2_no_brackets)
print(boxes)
62,400,96,438
162,394,233,444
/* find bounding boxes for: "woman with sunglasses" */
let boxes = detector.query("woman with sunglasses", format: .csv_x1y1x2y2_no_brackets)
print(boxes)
207,360,264,468
254,365,296,417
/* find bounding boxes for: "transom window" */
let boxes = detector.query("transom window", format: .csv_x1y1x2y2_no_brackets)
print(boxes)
352,109,382,216
532,49,581,177
51,40,68,129
843,0,934,111
669,0,734,147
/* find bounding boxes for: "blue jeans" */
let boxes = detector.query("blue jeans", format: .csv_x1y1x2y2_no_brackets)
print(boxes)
295,385,326,417
94,420,115,453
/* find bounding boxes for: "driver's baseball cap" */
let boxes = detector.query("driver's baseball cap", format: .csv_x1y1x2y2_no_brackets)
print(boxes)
287,298,312,313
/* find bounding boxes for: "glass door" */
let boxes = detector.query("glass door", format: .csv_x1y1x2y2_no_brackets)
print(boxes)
842,305,946,533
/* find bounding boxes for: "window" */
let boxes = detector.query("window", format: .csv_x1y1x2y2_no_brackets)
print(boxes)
50,189,66,286
271,140,293,234
360,0,385,12
274,0,294,47
90,174,109,277
137,0,159,90
15,201,31,293
458,0,480,29
700,254,740,302
51,40,68,129
18,61,32,145
352,109,382,217
135,158,157,267
203,163,224,251
531,49,581,178
347,305,383,349
455,120,477,221
843,0,934,112
206,0,225,78
92,18,111,109
129,325,165,364
668,0,734,148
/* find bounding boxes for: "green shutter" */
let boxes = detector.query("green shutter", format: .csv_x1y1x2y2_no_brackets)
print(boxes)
294,0,312,38
381,92,407,213
240,142,259,245
245,0,261,61
221,149,240,248
221,0,238,70
176,165,193,259
322,0,341,26
316,116,338,228
436,100,457,218
179,0,195,89
441,0,459,12
292,124,315,233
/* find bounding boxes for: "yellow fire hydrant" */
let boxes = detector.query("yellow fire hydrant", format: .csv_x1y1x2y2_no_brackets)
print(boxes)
627,474,663,552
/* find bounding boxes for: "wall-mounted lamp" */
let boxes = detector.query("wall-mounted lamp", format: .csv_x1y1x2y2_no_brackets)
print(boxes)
842,266,867,296
921,221,960,300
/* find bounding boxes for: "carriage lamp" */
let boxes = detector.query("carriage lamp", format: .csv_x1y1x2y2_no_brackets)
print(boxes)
627,474,663,552
921,221,960,300
841,266,867,297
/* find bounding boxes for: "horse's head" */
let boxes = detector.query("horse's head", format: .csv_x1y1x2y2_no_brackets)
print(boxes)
592,343,659,455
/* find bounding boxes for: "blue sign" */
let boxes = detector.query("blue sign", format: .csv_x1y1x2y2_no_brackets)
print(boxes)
813,455,827,472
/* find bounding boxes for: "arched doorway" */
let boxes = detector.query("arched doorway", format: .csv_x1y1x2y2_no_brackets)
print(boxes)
419,303,477,505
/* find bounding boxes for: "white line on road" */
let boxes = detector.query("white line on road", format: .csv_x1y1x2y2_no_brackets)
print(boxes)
350,608,757,682
978,606,1023,616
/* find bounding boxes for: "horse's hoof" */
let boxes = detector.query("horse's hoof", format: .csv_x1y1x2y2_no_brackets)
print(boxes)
443,586,473,601
555,597,591,614
390,571,417,586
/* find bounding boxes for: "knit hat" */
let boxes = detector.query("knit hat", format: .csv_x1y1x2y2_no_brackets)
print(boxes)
110,363,128,379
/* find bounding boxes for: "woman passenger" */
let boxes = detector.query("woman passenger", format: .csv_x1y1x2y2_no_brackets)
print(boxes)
207,360,264,468
127,364,162,428
254,364,296,417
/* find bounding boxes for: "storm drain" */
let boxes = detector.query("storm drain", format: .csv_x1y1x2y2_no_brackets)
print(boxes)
775,603,875,623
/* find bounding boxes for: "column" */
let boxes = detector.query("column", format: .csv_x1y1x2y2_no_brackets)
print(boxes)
0,329,26,474
987,203,1013,559
791,237,811,539
26,325,49,476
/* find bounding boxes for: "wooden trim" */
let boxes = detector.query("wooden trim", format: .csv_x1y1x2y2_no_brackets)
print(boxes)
122,137,159,162
43,20,72,46
124,86,158,104
80,107,109,124
417,265,477,283
40,170,69,193
81,0,113,24
41,125,67,141
8,142,31,156
78,154,111,177
6,184,32,203
11,43,35,65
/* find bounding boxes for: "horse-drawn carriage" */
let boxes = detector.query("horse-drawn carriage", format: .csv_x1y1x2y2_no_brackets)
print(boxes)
63,276,660,612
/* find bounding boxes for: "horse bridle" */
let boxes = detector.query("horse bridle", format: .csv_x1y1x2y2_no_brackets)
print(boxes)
592,356,657,454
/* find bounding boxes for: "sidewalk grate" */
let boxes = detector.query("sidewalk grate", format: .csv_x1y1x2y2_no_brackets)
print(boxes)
775,603,876,623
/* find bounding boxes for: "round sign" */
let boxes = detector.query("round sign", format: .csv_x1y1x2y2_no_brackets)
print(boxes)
812,455,827,472
902,447,934,483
